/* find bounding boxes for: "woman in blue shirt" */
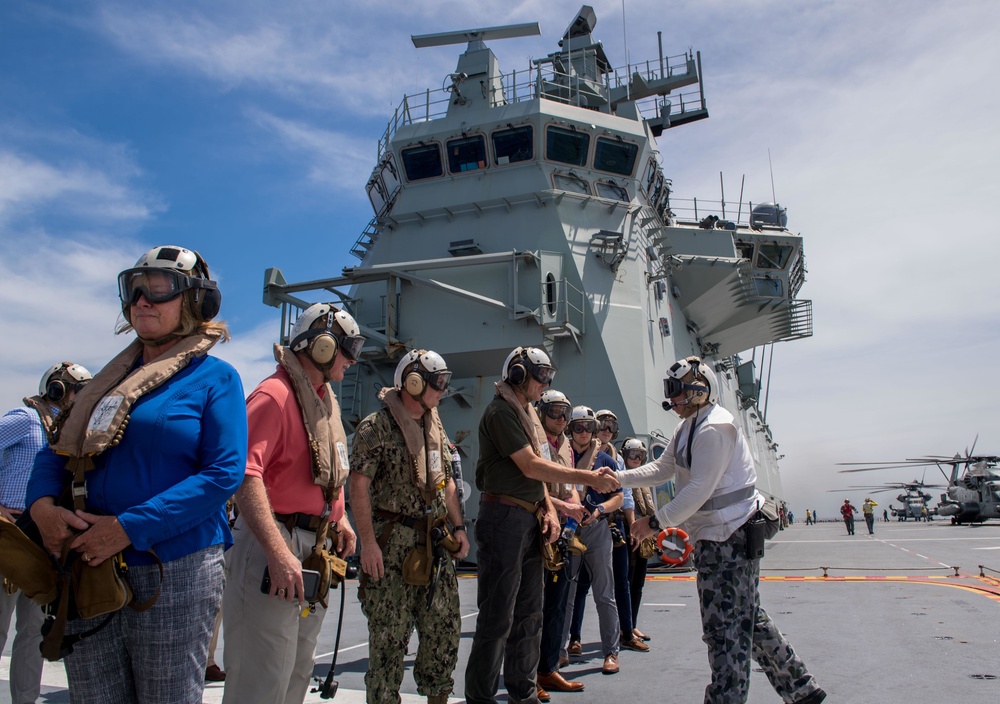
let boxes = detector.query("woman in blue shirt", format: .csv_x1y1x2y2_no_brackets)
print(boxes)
28,245,247,704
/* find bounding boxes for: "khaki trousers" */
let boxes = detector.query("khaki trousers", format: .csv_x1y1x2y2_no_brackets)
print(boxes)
222,516,328,704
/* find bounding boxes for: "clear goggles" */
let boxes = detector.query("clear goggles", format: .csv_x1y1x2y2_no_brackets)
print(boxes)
569,420,597,435
598,419,619,434
529,363,557,385
623,449,646,463
421,369,452,392
118,268,215,305
664,377,704,399
543,405,571,422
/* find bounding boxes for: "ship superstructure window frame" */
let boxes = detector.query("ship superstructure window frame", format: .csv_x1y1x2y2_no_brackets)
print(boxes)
596,179,630,202
752,276,784,298
593,136,638,176
446,134,488,174
491,125,534,165
552,171,591,195
545,125,591,166
642,159,658,196
755,243,794,270
400,143,444,182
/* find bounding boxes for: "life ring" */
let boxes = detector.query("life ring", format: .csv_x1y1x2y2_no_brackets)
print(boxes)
656,527,693,565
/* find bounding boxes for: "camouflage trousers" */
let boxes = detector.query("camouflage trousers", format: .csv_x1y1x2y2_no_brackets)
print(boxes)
694,526,822,704
359,522,461,704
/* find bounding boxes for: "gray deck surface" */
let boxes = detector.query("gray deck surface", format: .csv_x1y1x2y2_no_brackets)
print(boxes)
5,520,1000,702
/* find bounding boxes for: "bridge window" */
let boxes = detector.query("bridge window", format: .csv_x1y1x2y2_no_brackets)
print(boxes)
755,243,794,270
552,172,591,195
596,180,629,202
752,277,784,298
642,159,657,195
546,126,590,166
401,144,443,181
446,135,487,173
594,137,638,176
492,125,533,165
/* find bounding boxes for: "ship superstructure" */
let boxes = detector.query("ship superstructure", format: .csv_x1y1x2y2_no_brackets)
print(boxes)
263,6,812,535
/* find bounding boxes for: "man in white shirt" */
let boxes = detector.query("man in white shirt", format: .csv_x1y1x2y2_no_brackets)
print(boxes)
620,356,825,704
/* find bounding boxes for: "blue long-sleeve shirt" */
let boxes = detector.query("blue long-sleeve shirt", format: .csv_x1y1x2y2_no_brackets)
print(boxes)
27,355,248,565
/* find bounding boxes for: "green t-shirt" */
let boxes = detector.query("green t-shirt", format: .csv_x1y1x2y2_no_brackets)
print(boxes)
475,396,545,503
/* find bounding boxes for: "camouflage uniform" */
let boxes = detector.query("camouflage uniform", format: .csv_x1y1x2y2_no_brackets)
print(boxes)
695,526,820,704
351,408,461,704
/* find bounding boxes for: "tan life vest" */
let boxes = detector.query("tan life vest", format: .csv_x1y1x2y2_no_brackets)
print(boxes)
377,387,448,497
273,344,350,502
49,332,222,509
22,396,57,442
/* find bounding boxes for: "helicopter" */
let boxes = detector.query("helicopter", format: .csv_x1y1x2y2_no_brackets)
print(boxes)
829,482,944,521
838,439,1000,524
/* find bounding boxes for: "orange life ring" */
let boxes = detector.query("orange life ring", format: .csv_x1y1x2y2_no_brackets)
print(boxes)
656,527,693,565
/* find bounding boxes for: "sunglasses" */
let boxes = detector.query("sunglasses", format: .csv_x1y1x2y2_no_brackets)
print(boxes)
569,421,596,434
118,268,216,305
543,406,571,422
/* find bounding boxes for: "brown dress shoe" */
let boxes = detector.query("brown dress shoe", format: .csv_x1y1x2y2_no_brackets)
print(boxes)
602,653,619,675
537,671,585,692
205,664,226,682
620,636,650,652
537,686,551,702
567,640,582,656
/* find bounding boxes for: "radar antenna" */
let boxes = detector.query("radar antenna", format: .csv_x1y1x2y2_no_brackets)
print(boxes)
412,22,540,49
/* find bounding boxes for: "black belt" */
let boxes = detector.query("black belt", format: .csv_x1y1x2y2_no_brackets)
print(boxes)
273,512,322,532
373,509,426,530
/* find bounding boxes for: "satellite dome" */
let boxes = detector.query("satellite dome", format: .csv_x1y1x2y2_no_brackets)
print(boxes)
750,202,788,228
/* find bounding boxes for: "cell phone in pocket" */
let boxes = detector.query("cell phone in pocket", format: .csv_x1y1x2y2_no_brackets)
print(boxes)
261,566,321,601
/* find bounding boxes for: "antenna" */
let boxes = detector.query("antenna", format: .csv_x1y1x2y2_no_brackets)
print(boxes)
767,148,777,203
411,22,540,49
622,0,630,101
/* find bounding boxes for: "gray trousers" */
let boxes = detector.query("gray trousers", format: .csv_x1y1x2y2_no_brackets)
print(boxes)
0,582,45,704
695,527,822,703
62,546,224,704
222,516,328,704
561,520,620,657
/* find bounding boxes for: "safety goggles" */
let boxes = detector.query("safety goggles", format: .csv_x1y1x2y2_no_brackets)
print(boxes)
530,364,557,385
598,419,619,435
663,377,705,399
336,333,367,362
423,370,452,392
623,449,646,463
543,405,571,422
569,421,597,435
118,268,215,305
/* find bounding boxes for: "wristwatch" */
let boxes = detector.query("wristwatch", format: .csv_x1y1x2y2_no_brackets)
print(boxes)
452,524,467,533
648,515,661,531
596,505,606,516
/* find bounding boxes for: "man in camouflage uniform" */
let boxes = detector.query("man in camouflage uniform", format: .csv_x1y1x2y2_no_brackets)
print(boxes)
622,357,825,704
350,350,469,704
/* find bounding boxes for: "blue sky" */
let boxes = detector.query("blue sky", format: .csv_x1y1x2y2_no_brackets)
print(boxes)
2,0,998,516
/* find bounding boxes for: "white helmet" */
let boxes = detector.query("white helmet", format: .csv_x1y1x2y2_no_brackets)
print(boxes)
538,389,571,422
394,349,452,397
289,303,365,364
118,245,221,321
568,405,598,433
663,356,718,406
621,437,647,462
595,409,619,438
501,346,556,386
39,362,93,403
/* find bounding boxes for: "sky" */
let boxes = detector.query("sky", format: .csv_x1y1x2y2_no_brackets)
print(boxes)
1,0,998,519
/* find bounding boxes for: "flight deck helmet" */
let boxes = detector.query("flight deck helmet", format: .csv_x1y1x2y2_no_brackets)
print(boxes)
290,303,365,366
394,349,452,398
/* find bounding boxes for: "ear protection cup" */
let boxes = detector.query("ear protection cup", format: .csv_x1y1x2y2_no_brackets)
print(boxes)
46,380,68,402
404,371,426,397
198,287,222,320
309,333,338,365
507,362,527,386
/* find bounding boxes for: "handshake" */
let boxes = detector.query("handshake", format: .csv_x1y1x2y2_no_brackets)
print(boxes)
589,466,620,493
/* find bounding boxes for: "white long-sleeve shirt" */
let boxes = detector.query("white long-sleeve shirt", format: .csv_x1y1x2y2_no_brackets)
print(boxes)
617,403,760,542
